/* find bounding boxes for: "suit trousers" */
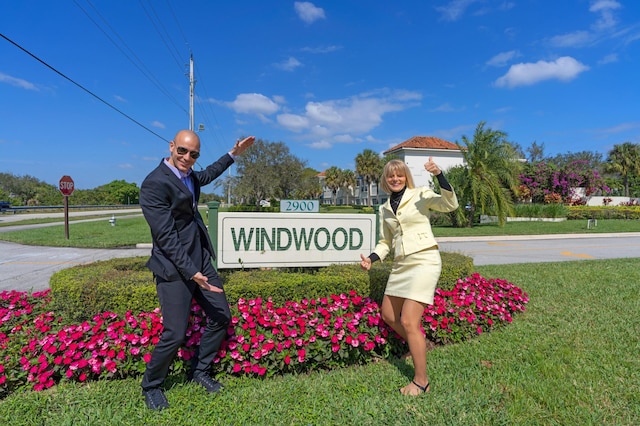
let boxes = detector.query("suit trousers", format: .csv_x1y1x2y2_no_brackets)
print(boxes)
141,259,231,390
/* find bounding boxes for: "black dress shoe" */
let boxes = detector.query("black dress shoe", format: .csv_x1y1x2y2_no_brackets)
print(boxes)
142,387,169,410
192,374,223,393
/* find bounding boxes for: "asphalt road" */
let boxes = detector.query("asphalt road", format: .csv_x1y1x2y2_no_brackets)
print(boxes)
1,209,639,293
438,233,640,266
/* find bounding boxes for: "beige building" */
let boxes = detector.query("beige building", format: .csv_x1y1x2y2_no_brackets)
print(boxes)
320,136,465,206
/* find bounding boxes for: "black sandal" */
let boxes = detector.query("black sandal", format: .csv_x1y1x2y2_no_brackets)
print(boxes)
412,380,430,393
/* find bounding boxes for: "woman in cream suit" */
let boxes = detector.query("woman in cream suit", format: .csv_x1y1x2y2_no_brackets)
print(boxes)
360,158,458,396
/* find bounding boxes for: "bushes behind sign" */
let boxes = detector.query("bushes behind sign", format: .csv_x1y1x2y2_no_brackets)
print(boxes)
49,252,474,322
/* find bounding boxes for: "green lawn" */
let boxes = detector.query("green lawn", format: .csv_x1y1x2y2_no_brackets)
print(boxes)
1,258,638,425
1,212,639,248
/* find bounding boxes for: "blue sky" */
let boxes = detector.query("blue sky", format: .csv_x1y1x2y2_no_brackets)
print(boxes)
1,1,639,190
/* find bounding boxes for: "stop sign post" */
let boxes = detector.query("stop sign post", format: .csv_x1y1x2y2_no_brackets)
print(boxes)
59,176,75,239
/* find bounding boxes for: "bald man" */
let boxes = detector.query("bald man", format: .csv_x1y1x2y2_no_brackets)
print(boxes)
139,130,254,410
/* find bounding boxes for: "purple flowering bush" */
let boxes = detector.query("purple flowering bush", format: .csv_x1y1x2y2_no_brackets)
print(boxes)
1,274,528,397
519,160,610,204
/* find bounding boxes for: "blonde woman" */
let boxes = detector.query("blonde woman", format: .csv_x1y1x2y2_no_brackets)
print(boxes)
360,158,458,396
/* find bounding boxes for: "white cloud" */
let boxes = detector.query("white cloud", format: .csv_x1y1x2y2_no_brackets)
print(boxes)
308,140,332,149
593,121,640,136
333,134,356,143
494,57,590,88
549,30,593,48
117,163,134,169
590,0,621,31
301,45,342,54
228,93,281,115
277,113,310,132
277,89,421,137
294,2,325,24
486,50,521,67
0,72,38,91
546,1,621,48
274,57,302,71
436,0,478,22
429,103,457,112
151,121,165,129
598,53,618,64
114,95,127,103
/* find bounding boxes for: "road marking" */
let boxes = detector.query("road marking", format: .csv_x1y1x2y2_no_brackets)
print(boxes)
5,261,82,265
560,251,594,259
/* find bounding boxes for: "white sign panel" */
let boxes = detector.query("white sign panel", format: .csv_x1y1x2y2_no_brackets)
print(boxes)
217,212,377,269
279,199,319,213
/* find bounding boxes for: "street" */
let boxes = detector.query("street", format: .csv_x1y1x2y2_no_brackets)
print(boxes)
1,209,640,292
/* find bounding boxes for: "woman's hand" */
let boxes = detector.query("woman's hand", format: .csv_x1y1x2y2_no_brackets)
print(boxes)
360,254,372,271
424,156,441,175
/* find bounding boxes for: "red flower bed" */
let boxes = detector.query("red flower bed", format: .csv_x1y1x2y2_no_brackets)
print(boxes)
0,274,528,396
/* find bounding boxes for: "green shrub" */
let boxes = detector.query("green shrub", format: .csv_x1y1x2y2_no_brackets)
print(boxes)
567,205,640,220
49,252,473,321
49,256,156,322
512,203,568,218
223,264,370,306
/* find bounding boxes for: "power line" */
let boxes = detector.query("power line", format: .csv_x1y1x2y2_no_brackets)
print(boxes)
139,0,184,72
74,0,187,114
0,32,170,143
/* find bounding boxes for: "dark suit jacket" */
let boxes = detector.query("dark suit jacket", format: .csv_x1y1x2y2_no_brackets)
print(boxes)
139,153,234,282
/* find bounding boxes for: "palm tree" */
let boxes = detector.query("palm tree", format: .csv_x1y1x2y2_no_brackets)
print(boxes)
324,166,342,205
605,142,640,198
455,121,522,227
340,169,356,205
355,149,382,206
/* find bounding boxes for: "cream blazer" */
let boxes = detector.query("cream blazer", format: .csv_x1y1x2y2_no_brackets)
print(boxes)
373,187,458,261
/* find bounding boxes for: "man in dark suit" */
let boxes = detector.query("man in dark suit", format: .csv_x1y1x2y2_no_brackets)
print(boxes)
139,129,254,410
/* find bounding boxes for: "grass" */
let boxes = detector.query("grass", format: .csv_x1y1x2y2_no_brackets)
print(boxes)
0,212,140,228
1,258,639,425
1,210,640,248
431,218,640,237
0,216,152,248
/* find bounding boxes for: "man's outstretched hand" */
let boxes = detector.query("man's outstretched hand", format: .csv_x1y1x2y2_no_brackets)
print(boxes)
230,136,256,156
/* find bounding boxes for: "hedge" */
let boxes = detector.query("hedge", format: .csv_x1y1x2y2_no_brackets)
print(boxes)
49,252,474,322
567,205,640,220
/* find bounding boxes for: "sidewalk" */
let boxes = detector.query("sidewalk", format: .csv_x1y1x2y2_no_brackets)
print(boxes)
2,209,640,293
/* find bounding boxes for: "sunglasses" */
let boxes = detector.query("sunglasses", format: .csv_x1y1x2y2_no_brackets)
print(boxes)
175,145,200,159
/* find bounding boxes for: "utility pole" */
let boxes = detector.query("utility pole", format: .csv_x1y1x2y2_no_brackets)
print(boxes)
189,54,195,131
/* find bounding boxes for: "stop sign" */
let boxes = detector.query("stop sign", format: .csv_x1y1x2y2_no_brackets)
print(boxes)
59,175,75,196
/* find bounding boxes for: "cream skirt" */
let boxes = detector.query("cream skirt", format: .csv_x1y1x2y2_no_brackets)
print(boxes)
384,247,442,305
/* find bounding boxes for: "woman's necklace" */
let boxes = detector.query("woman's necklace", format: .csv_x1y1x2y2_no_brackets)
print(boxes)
389,188,405,213
390,196,401,211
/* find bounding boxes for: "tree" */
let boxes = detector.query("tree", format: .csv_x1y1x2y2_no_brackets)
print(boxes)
95,180,140,205
293,168,323,200
605,142,640,198
233,139,306,205
0,172,60,206
275,156,306,199
324,166,342,205
526,141,546,163
340,169,356,205
454,121,521,227
355,149,382,206
548,150,604,171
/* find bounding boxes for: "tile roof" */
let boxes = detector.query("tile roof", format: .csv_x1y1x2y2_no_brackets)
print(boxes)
384,136,461,154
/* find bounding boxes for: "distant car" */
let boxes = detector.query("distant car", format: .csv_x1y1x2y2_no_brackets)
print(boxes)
0,201,12,212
